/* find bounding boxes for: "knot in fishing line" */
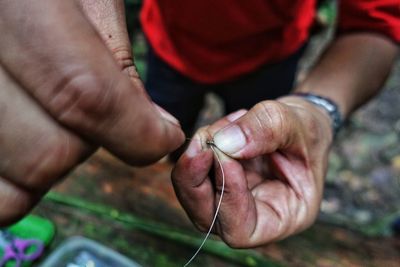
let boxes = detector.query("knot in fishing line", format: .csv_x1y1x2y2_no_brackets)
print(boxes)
206,139,216,147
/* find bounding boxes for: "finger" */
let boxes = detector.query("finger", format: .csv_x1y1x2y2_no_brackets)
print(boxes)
0,66,92,189
207,109,248,136
0,178,38,226
248,177,318,246
209,151,258,247
172,110,247,231
215,152,314,247
171,130,215,231
0,0,184,165
212,101,317,205
0,65,92,224
209,109,266,188
79,0,141,82
213,101,303,159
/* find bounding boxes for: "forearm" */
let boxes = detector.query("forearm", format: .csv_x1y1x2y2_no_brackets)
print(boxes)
294,33,398,118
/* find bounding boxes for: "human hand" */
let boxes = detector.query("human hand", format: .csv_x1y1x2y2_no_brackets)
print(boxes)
0,0,184,225
172,97,332,247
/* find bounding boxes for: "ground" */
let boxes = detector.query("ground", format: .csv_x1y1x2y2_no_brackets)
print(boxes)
34,149,400,267
32,5,400,267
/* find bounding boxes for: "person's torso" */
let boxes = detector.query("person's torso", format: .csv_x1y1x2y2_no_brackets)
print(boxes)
141,0,316,83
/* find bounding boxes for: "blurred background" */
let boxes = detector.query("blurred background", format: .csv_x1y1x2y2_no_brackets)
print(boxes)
22,0,400,266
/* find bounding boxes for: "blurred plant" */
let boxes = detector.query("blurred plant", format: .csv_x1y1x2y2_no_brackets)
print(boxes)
124,0,147,77
125,0,142,41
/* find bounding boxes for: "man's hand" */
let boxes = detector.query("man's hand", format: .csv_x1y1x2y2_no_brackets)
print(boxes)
0,0,184,225
172,98,332,247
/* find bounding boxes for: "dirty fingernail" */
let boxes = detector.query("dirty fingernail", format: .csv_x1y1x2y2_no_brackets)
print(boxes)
213,125,246,155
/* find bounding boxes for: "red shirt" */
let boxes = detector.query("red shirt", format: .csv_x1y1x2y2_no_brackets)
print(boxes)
140,0,400,84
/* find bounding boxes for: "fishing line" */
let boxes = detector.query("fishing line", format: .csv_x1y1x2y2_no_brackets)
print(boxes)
183,140,225,267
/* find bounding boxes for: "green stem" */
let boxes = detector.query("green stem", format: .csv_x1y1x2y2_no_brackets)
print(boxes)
44,191,284,267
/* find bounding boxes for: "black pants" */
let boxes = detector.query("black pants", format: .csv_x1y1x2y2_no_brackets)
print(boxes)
145,45,306,137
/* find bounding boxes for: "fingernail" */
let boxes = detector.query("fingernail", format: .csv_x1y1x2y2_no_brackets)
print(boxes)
154,104,180,126
186,139,200,158
213,125,246,155
226,109,247,122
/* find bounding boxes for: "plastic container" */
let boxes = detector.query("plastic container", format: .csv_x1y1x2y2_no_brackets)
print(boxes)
0,215,55,267
39,236,142,267
8,215,55,246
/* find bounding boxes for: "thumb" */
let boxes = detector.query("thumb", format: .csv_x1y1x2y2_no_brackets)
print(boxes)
213,101,302,159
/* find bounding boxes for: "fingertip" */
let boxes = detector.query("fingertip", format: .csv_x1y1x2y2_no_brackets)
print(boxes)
161,116,186,153
121,121,185,166
213,124,247,157
185,137,202,158
154,104,181,127
172,143,213,188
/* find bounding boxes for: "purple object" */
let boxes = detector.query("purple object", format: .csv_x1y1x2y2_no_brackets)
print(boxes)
0,230,44,267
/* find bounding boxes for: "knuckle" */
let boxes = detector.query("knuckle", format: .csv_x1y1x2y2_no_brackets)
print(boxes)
49,70,118,129
112,48,137,75
252,101,289,141
0,183,35,226
22,134,75,190
221,234,246,248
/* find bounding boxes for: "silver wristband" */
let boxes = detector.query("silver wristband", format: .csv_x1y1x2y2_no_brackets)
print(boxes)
292,93,343,136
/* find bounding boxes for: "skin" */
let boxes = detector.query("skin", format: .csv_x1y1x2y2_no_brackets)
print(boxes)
0,0,397,248
0,0,184,225
172,33,398,248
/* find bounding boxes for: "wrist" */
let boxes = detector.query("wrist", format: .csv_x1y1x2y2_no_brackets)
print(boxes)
286,93,343,137
278,96,334,143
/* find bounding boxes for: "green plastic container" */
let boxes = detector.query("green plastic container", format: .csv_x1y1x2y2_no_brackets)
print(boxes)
0,215,55,267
